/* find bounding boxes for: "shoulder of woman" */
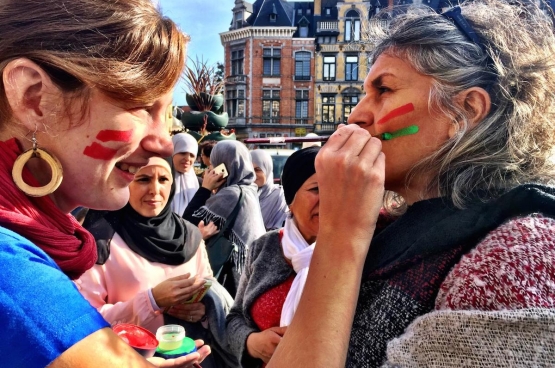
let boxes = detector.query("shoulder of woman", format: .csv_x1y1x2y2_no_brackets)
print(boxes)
436,214,555,310
249,229,281,256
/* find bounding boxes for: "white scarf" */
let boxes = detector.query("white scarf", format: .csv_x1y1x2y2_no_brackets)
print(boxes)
172,170,199,216
280,215,315,327
171,133,200,216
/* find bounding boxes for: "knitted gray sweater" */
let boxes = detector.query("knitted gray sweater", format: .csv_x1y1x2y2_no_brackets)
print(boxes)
226,230,294,368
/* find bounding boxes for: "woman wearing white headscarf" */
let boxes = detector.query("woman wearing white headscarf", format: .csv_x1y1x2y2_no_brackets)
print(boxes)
250,149,288,230
171,133,200,216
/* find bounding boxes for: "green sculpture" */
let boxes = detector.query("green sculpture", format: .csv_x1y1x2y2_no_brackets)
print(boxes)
178,58,235,142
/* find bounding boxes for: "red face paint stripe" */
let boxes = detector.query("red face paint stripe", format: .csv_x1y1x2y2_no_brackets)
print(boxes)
376,103,415,125
96,129,133,143
83,142,118,161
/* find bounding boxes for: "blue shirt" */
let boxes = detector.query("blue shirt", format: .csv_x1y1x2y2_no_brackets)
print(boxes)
0,226,109,367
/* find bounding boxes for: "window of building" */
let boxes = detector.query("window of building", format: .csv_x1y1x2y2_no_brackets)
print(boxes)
307,8,311,15
295,90,309,124
262,89,280,124
318,36,337,44
297,8,302,15
295,52,311,80
270,13,277,22
263,48,281,76
345,55,359,81
234,11,243,27
226,89,245,118
231,50,244,76
325,8,331,16
322,95,336,123
345,10,361,42
343,95,359,121
323,55,336,81
299,21,309,37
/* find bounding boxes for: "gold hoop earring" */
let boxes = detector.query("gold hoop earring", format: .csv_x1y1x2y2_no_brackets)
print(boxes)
12,134,63,197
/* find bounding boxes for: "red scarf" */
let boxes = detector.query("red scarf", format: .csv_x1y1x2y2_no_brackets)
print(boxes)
0,138,97,279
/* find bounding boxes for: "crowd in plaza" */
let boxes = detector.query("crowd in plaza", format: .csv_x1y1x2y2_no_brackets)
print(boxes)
1,0,555,367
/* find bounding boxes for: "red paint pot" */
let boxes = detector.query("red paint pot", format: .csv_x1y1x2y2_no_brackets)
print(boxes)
113,323,159,358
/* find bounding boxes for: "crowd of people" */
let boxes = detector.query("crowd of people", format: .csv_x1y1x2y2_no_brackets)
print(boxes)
1,0,555,367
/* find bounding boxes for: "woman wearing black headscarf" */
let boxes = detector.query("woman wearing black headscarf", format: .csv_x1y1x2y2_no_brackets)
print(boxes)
78,157,238,368
226,146,320,367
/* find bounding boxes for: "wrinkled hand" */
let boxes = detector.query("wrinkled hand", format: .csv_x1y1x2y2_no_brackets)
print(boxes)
166,302,206,323
246,326,287,363
147,339,210,367
202,169,226,191
198,220,219,240
315,124,385,256
151,273,206,308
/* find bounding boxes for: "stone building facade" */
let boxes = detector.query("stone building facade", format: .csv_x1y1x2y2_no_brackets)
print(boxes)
220,0,460,148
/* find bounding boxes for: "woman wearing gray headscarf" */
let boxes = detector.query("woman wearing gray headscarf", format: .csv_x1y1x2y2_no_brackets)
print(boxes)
250,150,288,231
184,140,265,296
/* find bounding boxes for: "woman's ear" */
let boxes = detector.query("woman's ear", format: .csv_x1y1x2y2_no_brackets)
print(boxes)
2,58,59,132
449,87,491,138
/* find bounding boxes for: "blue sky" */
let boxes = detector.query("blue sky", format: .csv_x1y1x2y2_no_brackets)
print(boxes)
158,0,235,106
157,0,314,105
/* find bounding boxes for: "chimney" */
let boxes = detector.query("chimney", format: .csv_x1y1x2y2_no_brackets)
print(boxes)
314,0,322,16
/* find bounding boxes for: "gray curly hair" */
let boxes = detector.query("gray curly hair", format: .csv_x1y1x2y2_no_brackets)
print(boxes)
369,0,555,209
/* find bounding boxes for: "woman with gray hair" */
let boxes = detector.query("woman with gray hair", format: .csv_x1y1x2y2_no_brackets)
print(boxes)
184,140,265,296
267,1,555,367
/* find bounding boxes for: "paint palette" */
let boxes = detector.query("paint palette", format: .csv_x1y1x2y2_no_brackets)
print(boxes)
154,324,197,359
112,323,159,358
156,324,185,351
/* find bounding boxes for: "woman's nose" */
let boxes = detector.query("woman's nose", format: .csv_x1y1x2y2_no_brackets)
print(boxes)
347,97,374,129
141,112,174,157
149,180,162,194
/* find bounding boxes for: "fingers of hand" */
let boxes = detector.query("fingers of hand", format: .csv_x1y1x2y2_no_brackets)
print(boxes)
166,308,203,322
170,302,204,313
317,136,383,185
260,334,281,363
270,326,287,336
262,329,283,344
174,274,198,288
206,222,218,231
197,345,211,361
175,280,205,302
171,351,200,365
169,273,192,282
321,124,370,152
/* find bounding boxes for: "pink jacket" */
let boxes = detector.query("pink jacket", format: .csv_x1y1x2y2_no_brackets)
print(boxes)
76,232,213,333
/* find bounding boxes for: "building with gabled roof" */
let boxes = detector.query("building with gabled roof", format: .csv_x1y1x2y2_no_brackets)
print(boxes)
220,0,316,148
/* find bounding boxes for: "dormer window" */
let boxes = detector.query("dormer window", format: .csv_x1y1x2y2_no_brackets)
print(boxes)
234,11,243,27
270,4,278,22
299,19,309,37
